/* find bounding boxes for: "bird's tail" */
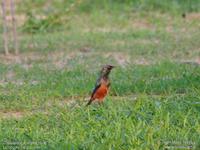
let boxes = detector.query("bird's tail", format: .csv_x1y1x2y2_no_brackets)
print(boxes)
86,99,93,106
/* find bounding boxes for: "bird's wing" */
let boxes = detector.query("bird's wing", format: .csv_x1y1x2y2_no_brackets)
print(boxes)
90,77,101,99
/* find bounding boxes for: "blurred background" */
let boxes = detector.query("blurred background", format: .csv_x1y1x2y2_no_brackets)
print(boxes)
1,0,199,58
0,0,200,106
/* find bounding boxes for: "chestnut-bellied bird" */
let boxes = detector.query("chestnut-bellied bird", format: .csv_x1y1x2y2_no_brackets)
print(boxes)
86,65,115,106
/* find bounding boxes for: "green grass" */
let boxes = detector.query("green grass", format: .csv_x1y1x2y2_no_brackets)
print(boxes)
1,96,199,149
0,0,200,149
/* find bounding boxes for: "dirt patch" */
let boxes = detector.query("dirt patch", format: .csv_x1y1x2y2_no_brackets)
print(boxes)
180,58,200,65
103,52,151,66
186,13,200,20
0,50,154,72
39,96,89,109
48,51,86,69
0,79,24,86
135,39,160,45
0,51,87,70
0,109,50,120
0,111,25,119
5,14,26,26
79,46,93,53
84,27,127,33
6,70,16,80
133,58,151,65
132,19,155,30
0,52,44,66
111,40,126,46
104,52,130,67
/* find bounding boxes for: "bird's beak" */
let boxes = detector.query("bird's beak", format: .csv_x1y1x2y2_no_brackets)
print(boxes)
110,65,115,69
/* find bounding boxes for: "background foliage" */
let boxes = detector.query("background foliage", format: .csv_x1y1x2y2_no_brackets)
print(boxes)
0,0,200,149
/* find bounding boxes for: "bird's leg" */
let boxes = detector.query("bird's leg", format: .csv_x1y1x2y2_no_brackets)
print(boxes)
98,99,104,106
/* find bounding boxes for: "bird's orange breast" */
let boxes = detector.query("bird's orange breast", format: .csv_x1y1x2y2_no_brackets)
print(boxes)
93,84,108,100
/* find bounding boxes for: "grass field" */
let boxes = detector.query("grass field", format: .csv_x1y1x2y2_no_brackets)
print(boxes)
0,0,200,149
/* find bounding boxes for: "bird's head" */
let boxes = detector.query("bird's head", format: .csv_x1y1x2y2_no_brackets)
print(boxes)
100,65,115,77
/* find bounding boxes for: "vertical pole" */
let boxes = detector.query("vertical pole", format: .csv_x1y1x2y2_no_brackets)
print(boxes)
1,0,9,55
10,0,19,55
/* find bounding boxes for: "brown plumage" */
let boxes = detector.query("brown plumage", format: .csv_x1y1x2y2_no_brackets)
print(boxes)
86,65,115,106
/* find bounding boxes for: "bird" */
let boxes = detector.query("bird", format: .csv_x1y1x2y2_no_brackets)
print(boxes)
86,65,115,106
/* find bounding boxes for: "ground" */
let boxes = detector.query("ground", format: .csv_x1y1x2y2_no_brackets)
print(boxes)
0,1,200,149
